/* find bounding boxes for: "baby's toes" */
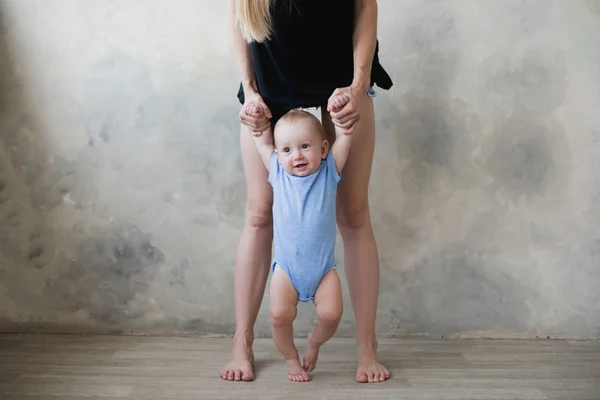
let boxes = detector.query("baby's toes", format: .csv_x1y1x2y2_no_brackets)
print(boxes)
292,373,303,382
290,372,308,382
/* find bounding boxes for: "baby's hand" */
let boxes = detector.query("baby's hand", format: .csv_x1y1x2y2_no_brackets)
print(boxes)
328,94,351,136
327,94,350,114
245,102,265,137
245,102,266,136
246,102,265,117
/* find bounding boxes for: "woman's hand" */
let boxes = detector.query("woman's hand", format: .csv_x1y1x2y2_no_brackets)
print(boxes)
327,84,366,135
240,91,272,136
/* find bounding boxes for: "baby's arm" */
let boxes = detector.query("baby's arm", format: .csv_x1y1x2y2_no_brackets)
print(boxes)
329,95,352,174
246,102,274,171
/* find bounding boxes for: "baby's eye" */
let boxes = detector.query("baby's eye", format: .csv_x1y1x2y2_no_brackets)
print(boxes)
301,144,309,149
283,147,290,153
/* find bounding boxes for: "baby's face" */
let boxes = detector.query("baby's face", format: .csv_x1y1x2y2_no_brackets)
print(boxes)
274,119,329,177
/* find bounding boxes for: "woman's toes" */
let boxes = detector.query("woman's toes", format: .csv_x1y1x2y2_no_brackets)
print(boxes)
380,368,389,381
357,371,368,383
241,371,254,381
368,370,375,383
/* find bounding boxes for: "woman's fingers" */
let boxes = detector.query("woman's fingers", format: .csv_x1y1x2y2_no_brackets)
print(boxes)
331,102,360,127
334,116,360,135
331,109,357,126
240,113,268,131
345,119,359,135
332,116,355,130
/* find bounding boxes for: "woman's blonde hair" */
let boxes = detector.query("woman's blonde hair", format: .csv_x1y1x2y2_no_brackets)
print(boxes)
235,0,273,42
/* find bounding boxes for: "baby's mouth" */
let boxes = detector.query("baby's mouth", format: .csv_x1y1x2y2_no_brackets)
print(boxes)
294,163,308,169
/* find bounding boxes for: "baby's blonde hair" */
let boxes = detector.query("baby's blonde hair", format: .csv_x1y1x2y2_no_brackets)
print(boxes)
273,108,326,145
274,109,325,142
235,0,273,42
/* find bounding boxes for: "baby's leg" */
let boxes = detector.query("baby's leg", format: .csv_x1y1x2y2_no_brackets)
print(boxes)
270,268,310,382
303,268,343,372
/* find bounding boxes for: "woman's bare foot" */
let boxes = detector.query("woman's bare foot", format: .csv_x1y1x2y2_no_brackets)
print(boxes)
302,333,320,372
356,344,390,383
220,336,254,381
287,358,311,382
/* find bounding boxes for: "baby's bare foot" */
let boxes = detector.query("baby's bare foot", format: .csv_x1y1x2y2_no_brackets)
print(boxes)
287,358,311,382
302,333,320,372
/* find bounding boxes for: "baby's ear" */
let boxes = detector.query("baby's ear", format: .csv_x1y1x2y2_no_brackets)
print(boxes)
321,140,330,158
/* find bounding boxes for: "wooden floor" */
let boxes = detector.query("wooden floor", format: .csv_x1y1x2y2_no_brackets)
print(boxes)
0,335,598,400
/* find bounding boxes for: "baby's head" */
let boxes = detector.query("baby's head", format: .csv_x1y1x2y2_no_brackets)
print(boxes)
273,110,329,176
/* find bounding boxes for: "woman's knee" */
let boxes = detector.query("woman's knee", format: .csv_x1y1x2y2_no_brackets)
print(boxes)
240,122,273,230
337,200,370,231
246,199,273,229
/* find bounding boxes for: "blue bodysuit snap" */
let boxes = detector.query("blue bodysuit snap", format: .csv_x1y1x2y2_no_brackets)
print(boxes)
268,151,340,302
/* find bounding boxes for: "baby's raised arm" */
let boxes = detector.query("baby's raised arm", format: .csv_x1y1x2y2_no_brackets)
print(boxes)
245,102,274,171
328,94,352,174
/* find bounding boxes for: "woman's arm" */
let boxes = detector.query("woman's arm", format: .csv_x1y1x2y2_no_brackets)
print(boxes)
328,0,378,134
228,0,258,95
352,0,378,92
229,0,272,131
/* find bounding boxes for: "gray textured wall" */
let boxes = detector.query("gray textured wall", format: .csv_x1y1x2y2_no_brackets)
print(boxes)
0,0,599,339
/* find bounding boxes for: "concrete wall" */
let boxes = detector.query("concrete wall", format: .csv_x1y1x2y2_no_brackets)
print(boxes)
0,0,599,339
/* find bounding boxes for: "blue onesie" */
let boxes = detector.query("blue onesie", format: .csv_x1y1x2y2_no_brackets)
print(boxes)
268,151,341,302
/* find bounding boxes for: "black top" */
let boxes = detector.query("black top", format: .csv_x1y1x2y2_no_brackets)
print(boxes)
237,0,392,121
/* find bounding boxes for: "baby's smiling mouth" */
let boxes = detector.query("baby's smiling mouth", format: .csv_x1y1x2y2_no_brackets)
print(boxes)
294,163,308,169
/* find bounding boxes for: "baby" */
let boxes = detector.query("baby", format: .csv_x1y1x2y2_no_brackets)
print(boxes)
246,94,352,382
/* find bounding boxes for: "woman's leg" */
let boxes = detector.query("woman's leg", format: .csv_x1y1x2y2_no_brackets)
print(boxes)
220,123,274,382
322,97,391,383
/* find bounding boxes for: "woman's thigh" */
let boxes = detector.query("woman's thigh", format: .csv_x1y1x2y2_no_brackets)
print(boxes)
239,123,273,225
320,96,376,227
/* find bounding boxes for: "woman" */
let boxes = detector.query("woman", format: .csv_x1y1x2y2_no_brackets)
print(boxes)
220,0,393,383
